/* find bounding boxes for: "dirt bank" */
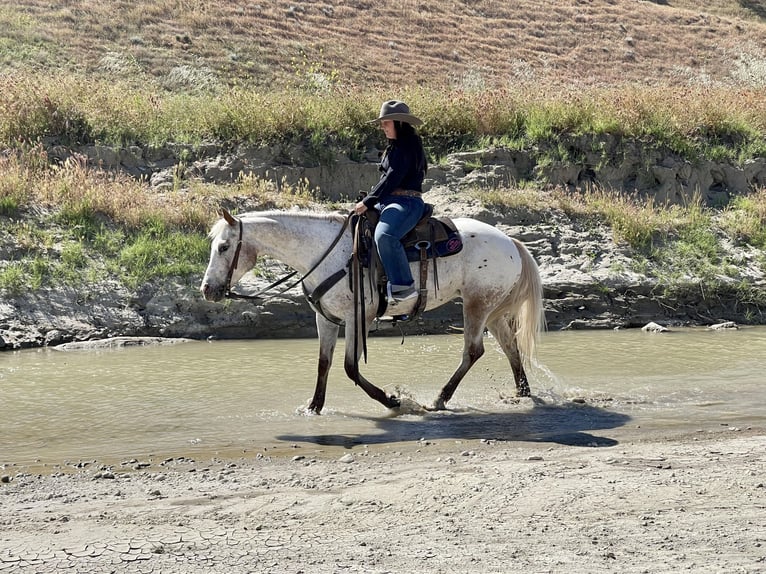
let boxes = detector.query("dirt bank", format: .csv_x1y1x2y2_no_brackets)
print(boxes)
0,144,766,350
3,180,764,352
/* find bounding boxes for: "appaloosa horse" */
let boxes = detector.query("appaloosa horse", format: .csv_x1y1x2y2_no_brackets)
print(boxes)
200,208,544,413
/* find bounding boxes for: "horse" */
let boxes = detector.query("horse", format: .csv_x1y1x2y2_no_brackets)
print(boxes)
200,208,545,414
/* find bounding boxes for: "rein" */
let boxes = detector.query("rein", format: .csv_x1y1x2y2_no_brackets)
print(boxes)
224,212,352,302
351,215,368,379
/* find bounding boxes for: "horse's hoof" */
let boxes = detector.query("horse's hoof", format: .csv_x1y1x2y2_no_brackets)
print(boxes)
428,399,447,411
298,403,322,416
516,382,531,397
390,396,426,415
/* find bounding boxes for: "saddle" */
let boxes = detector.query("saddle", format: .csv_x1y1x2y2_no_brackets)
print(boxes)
403,204,464,261
360,204,463,264
352,204,463,320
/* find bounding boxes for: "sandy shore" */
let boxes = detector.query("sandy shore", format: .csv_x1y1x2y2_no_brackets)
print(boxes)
1,426,764,574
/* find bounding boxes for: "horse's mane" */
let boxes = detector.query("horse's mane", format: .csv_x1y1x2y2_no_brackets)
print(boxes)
208,209,347,239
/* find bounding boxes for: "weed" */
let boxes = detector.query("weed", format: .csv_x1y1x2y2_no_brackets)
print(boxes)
60,242,87,269
56,203,102,242
0,262,25,295
720,189,766,248
29,256,49,290
0,196,18,216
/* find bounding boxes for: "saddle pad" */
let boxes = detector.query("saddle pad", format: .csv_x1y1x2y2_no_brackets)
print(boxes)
404,229,463,261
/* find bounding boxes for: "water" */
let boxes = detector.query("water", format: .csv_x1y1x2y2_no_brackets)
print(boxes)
1,327,764,467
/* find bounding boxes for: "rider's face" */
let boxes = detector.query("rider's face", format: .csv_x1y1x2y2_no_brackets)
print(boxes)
380,119,397,139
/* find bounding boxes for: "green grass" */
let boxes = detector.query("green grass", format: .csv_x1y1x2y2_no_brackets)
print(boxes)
117,226,210,289
1,70,765,306
0,223,210,295
0,196,19,216
0,148,336,297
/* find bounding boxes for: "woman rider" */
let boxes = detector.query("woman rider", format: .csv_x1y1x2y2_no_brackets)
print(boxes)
353,100,427,304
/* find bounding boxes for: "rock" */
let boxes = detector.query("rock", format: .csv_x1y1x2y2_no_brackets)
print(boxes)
338,453,355,464
44,330,64,346
708,321,738,330
149,169,174,190
54,337,195,351
641,322,669,333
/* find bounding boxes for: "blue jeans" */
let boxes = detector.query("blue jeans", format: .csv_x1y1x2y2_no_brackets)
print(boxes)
374,196,425,290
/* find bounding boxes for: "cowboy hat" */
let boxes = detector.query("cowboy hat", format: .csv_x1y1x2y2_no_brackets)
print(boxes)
368,100,423,125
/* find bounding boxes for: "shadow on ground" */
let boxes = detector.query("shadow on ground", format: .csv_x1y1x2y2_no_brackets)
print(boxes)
278,398,631,449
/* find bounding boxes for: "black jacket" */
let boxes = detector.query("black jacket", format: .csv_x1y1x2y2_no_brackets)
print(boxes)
362,136,426,208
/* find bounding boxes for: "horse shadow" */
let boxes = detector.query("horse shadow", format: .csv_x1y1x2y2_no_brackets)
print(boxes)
277,398,632,449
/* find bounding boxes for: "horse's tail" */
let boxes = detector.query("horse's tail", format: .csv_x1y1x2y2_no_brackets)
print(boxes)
507,237,546,363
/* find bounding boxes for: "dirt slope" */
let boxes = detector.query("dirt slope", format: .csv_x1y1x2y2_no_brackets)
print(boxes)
3,0,765,88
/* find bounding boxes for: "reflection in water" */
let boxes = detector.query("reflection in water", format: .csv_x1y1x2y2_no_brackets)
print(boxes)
1,327,764,465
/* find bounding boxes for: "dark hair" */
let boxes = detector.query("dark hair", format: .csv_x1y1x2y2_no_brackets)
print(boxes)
394,121,428,175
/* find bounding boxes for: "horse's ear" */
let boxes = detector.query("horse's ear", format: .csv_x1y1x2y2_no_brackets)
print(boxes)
218,208,237,226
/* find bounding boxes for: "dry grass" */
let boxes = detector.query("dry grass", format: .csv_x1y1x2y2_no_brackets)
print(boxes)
2,1,766,91
0,149,330,291
0,149,208,229
3,74,765,164
0,148,326,228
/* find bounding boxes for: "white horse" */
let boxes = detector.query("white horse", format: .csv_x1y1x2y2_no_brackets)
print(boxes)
200,208,545,413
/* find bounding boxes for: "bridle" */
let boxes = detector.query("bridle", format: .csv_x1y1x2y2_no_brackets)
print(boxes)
222,212,352,302
222,217,248,298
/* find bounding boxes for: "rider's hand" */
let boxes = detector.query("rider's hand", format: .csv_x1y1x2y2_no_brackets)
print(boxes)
353,201,368,215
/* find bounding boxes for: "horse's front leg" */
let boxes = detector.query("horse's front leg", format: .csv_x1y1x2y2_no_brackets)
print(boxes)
342,315,400,410
307,313,340,414
342,353,401,409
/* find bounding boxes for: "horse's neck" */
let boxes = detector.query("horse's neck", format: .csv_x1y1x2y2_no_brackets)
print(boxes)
246,213,348,275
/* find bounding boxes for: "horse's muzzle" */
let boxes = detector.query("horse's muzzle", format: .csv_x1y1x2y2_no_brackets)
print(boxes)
200,282,225,302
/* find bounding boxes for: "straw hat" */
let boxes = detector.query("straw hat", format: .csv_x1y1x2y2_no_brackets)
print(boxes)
369,100,423,125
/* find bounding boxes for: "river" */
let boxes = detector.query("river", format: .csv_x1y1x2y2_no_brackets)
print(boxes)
1,327,764,468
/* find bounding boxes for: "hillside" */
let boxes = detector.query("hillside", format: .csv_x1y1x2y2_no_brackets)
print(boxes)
2,0,766,90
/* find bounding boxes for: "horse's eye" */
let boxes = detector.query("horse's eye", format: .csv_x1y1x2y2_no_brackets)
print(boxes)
218,243,229,254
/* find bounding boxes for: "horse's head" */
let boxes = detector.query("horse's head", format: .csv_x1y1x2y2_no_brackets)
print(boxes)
200,209,256,302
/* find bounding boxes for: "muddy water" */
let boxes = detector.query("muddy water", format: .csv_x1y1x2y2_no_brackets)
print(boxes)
1,327,764,467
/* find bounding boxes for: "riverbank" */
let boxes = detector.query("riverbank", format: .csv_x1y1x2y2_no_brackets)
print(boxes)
2,178,765,352
1,424,763,573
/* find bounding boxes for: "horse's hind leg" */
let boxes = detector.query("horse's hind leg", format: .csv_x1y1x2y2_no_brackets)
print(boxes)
432,315,487,410
487,316,531,397
307,313,340,414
